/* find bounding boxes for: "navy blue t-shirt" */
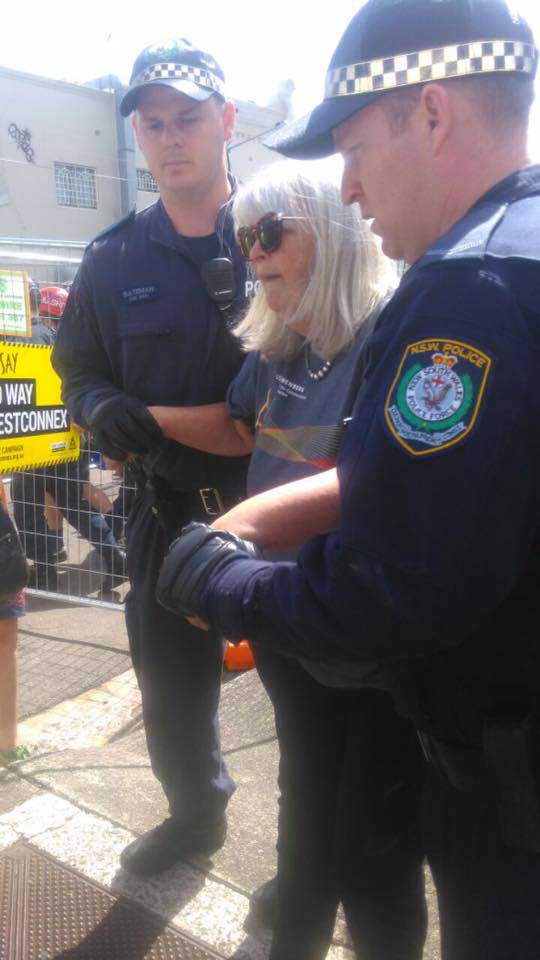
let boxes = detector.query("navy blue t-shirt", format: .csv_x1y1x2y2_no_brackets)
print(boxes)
227,337,368,499
226,322,382,687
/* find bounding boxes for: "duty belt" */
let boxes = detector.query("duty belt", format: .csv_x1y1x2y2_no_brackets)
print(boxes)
143,476,237,523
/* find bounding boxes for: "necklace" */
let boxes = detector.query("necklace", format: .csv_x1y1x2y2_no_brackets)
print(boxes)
305,346,334,382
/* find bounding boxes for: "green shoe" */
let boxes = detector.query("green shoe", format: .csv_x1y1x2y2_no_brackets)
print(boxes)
0,745,30,766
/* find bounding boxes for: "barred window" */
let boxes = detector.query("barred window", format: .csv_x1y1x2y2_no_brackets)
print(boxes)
137,168,159,193
55,163,97,208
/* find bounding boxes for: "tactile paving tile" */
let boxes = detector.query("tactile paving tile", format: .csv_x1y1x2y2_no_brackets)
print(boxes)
0,841,226,959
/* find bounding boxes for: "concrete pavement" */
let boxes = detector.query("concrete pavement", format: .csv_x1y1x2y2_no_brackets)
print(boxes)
0,594,441,959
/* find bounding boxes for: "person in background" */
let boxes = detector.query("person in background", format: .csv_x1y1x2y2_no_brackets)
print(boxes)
151,162,426,960
10,280,58,587
11,283,126,595
0,477,29,766
27,279,55,345
38,286,68,335
40,287,71,562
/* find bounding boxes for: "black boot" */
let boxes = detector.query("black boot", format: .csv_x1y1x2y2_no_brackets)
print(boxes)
245,876,278,930
120,815,227,877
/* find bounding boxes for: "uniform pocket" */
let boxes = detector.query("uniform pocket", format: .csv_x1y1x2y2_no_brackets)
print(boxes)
118,308,173,339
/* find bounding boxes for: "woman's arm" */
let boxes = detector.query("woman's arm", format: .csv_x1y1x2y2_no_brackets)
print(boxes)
211,468,340,550
148,403,254,457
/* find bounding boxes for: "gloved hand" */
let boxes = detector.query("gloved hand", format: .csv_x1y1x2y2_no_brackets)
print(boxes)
86,394,163,459
156,521,262,618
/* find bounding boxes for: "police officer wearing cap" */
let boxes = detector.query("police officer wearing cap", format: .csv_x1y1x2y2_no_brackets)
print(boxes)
155,2,540,955
52,39,250,876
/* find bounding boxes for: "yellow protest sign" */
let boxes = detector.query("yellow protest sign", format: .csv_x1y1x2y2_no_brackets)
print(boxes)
0,342,80,473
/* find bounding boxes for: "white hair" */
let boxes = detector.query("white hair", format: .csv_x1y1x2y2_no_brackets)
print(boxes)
232,160,395,361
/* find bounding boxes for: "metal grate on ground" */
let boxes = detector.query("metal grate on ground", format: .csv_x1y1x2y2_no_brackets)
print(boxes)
6,445,137,611
0,840,227,959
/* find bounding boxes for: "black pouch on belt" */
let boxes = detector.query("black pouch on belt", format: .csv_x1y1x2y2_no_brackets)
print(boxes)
483,712,540,852
146,475,188,540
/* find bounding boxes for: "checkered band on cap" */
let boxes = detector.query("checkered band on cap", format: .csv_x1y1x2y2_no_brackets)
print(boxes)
136,62,225,95
324,40,537,99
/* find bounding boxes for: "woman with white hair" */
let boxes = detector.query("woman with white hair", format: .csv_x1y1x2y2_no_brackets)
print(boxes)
151,162,426,960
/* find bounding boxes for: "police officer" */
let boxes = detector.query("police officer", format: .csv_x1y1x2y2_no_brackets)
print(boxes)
156,2,540,956
52,38,250,876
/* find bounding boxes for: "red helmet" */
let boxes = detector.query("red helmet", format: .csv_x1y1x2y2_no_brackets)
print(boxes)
39,285,68,319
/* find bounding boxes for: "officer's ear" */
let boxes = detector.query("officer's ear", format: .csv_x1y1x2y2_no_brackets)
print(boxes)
131,112,141,142
420,83,453,155
221,100,236,143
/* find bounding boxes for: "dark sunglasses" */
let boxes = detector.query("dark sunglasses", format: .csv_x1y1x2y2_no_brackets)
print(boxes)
236,212,299,259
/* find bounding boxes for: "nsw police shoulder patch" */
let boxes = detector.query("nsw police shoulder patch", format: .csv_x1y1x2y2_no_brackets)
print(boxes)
385,338,492,456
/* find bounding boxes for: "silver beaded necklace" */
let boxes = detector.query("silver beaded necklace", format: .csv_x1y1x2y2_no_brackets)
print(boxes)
305,346,334,382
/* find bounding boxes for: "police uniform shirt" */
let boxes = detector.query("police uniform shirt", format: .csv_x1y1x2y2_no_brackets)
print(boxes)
198,165,540,737
52,193,250,493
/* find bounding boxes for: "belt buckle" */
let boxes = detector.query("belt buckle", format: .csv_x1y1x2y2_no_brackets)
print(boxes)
199,487,223,517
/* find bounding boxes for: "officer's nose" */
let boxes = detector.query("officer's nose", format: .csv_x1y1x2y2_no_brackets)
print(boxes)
341,165,365,209
162,120,184,146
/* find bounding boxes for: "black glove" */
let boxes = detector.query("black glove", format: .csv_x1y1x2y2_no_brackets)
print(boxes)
156,521,261,618
86,394,163,459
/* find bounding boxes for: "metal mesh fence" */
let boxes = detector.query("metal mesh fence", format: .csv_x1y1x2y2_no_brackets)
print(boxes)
5,445,136,610
1,270,138,610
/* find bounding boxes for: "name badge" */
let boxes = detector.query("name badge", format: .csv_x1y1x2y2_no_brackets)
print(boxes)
120,284,159,305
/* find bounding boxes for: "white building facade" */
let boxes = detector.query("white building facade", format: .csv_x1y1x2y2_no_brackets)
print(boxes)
0,65,285,281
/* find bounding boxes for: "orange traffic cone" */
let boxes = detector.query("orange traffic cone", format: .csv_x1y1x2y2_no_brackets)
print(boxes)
224,640,255,671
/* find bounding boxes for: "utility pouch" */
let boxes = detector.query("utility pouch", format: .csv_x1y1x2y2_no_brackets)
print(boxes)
146,476,186,540
483,712,540,853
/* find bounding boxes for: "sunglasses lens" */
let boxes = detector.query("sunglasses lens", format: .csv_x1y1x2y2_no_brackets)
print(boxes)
237,227,256,259
237,215,284,259
258,216,282,253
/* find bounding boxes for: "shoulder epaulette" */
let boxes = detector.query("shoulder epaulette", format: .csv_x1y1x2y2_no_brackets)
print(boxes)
420,201,507,266
88,207,137,247
488,196,540,262
420,194,540,267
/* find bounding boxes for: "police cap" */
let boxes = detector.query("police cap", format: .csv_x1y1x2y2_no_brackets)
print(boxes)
120,38,226,117
268,0,538,159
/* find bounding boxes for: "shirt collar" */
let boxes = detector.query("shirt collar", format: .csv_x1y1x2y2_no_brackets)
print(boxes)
468,163,540,209
406,164,540,275
150,173,238,253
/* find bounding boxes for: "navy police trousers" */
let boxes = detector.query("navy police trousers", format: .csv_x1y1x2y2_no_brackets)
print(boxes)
125,487,234,824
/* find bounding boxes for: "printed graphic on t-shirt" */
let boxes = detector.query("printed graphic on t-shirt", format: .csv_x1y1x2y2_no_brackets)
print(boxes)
256,387,345,469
